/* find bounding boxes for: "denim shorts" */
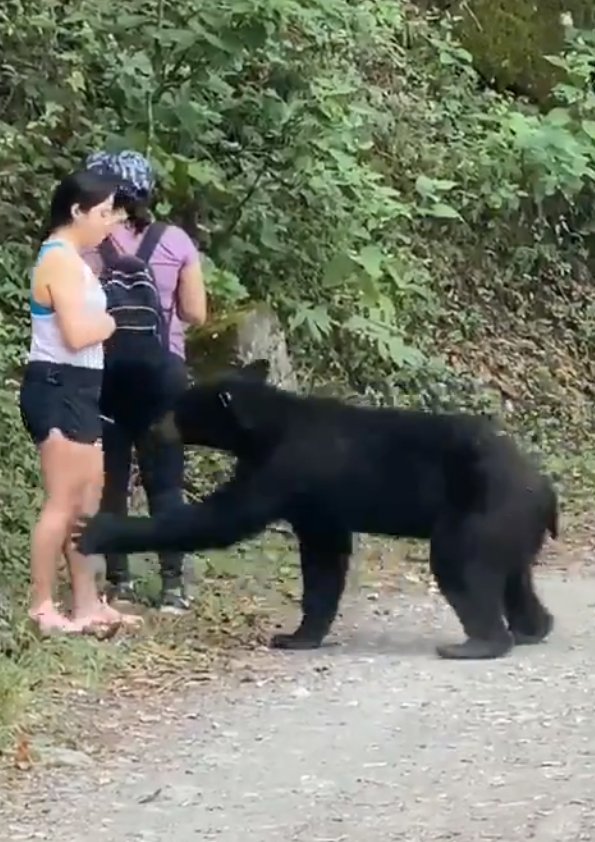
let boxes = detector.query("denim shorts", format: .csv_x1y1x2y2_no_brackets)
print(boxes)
19,361,103,446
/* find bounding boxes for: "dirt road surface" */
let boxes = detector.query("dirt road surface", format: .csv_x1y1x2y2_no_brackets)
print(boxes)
3,569,595,841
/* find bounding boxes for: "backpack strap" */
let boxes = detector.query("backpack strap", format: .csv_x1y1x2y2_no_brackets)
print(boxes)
163,297,176,344
98,237,120,268
135,222,168,264
137,221,173,345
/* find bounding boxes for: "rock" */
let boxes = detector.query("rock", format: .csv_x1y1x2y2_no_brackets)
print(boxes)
466,0,594,102
186,302,298,391
39,745,95,769
417,0,594,104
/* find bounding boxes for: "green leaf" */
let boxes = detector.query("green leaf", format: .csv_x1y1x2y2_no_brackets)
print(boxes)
415,175,456,200
289,305,332,342
415,174,436,199
544,54,570,71
353,244,384,280
186,161,212,182
385,336,423,366
546,108,571,127
432,178,457,192
425,203,461,220
260,219,283,251
581,120,595,141
323,253,357,288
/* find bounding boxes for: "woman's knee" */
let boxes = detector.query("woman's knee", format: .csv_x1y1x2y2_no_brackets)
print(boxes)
35,500,77,537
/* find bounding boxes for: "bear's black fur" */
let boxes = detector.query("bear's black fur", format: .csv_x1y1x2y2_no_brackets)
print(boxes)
74,360,557,660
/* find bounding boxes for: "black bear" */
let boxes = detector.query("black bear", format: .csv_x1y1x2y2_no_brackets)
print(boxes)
74,360,557,660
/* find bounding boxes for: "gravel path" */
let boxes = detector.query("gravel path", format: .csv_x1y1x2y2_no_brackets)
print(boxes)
4,569,595,842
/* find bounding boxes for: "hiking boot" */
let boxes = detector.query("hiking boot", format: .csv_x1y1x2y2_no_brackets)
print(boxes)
159,585,192,615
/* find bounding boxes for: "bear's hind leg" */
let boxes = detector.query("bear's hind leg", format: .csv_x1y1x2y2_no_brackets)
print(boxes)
270,531,351,651
505,566,553,645
430,528,513,660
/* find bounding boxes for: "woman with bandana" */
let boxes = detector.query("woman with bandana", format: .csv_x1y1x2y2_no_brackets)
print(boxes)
83,151,207,614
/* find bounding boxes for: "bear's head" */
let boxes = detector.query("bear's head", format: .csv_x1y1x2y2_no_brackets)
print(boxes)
150,358,279,454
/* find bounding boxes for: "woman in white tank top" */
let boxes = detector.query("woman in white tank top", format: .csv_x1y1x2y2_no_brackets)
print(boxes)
20,170,139,637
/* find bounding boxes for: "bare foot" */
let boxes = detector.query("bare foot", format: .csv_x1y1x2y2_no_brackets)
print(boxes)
71,596,122,638
99,595,144,628
70,614,121,640
71,599,143,640
29,602,78,637
116,613,144,628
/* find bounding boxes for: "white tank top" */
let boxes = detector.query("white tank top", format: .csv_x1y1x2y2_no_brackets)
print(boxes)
28,239,106,370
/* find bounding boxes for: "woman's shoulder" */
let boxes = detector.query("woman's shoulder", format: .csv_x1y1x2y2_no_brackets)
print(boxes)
32,243,85,297
109,221,199,264
157,223,200,262
160,222,195,246
34,241,82,274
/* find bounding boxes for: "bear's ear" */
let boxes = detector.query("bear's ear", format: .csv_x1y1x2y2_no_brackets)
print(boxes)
240,359,270,382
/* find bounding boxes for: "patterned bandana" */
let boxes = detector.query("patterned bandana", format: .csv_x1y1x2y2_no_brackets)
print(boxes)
84,150,155,200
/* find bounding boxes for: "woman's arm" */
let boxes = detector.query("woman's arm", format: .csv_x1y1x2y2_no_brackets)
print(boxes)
33,250,115,351
176,257,207,326
169,227,207,326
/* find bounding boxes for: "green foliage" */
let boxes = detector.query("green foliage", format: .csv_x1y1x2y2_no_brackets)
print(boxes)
1,0,444,368
0,386,41,582
473,27,595,216
1,0,595,595
2,0,595,375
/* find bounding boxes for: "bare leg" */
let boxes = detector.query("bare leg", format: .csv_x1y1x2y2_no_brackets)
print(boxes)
66,442,141,632
29,433,79,633
29,505,71,620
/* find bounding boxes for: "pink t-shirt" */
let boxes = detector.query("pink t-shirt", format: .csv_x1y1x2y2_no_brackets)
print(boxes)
83,223,200,360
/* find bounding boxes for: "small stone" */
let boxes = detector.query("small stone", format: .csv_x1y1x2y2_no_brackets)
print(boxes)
40,747,94,769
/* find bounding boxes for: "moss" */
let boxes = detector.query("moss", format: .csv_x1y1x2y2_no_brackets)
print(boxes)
455,0,594,103
185,302,299,391
185,306,259,378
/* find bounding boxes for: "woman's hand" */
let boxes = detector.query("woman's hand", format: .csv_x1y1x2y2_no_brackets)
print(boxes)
103,313,117,340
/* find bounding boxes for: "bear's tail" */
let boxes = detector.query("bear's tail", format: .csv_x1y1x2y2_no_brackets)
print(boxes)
444,426,560,542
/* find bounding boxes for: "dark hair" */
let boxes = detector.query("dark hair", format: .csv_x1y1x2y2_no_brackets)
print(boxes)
113,192,153,235
40,169,120,243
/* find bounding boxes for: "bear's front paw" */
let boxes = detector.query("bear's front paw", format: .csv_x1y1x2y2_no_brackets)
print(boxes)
269,631,324,650
71,513,124,556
